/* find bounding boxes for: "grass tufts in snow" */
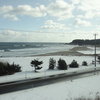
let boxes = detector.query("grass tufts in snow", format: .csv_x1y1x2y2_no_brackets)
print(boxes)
72,94,100,100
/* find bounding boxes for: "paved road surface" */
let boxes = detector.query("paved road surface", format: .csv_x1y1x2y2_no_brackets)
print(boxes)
0,67,100,94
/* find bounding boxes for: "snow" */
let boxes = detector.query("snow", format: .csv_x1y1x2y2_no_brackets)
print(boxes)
78,46,100,54
0,71,100,100
0,56,100,100
78,50,100,54
0,56,97,83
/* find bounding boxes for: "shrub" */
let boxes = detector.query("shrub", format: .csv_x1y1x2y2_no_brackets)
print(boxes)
7,62,21,74
98,56,100,60
82,61,88,66
0,62,7,76
0,61,21,76
31,59,43,72
97,56,100,63
58,58,67,70
74,95,100,100
49,58,56,70
69,60,79,68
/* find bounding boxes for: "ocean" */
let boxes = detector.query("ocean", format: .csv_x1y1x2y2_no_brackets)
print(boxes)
0,42,75,57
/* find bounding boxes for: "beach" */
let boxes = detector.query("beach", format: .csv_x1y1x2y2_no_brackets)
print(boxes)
0,42,76,57
32,46,95,56
0,42,99,57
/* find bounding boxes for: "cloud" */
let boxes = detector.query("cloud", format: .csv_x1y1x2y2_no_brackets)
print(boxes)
96,25,100,30
0,29,100,42
41,25,56,29
0,0,75,21
0,30,20,36
0,5,47,20
85,11,100,18
3,14,19,21
45,20,59,25
47,0,75,20
11,5,47,17
72,0,100,19
77,11,100,19
74,19,91,27
0,5,13,14
0,30,31,41
41,20,70,30
1,0,100,21
71,0,80,4
79,0,100,11
71,0,100,11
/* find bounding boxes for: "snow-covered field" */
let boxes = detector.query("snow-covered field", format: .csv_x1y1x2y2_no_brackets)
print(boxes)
1,74,100,100
0,55,100,100
0,56,97,83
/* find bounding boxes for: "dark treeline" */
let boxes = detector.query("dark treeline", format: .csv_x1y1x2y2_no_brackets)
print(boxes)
70,39,100,45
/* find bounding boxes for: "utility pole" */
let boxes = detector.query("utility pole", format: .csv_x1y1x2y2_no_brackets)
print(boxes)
94,34,97,67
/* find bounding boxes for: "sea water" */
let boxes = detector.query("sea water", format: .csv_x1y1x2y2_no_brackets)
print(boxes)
0,42,75,57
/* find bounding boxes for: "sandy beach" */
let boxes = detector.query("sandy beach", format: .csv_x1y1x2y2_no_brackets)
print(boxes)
33,46,94,56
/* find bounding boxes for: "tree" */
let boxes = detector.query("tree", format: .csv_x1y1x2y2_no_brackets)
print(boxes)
0,61,21,76
31,59,43,72
58,58,67,70
0,62,6,76
49,58,56,70
97,56,100,63
82,61,88,66
69,60,79,68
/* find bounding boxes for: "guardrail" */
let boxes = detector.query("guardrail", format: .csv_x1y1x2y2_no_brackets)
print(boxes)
0,67,100,86
0,67,100,94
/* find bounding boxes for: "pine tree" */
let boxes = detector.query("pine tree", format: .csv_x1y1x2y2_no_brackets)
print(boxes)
82,61,88,66
69,60,79,68
58,58,67,70
49,58,56,70
0,61,21,76
97,56,100,63
31,59,43,72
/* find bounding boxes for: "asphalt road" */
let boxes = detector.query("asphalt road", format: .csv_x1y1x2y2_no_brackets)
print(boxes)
0,67,100,94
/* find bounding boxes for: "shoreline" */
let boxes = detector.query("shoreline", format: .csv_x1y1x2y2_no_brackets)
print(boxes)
0,46,95,58
31,46,94,57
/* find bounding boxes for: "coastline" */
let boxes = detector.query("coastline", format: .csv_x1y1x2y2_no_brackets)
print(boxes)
0,45,96,58
31,46,94,57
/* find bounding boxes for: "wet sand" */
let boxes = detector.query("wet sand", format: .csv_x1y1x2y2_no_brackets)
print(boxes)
32,46,94,56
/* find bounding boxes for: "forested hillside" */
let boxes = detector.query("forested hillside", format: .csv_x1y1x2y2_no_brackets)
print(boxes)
70,39,100,45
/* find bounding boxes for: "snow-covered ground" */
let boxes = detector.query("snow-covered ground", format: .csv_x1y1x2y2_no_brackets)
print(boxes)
78,46,100,54
0,55,100,100
78,50,100,54
0,56,98,83
0,68,100,100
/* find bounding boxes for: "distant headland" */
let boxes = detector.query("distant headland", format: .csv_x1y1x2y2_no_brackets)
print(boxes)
69,39,100,45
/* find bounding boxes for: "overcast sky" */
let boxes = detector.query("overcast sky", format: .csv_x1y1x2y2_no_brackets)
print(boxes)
0,0,100,42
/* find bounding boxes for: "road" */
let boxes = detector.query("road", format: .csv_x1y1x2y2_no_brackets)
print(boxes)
0,67,100,94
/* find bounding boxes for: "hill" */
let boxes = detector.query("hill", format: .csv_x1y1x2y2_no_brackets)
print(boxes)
70,39,100,45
